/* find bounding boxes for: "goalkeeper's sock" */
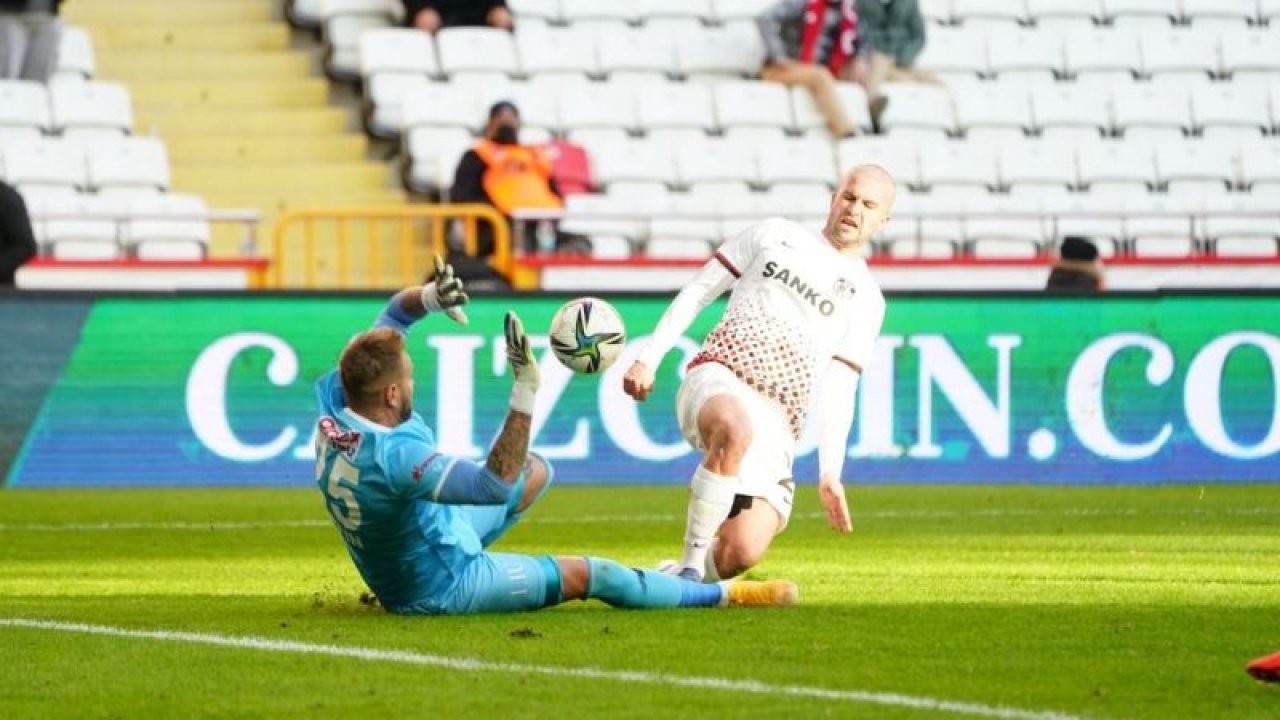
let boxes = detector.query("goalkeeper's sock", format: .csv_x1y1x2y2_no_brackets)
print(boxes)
680,466,737,581
586,557,723,609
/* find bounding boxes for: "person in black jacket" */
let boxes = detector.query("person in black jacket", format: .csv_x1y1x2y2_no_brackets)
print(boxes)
0,181,37,286
1046,236,1104,292
402,0,512,33
0,0,64,82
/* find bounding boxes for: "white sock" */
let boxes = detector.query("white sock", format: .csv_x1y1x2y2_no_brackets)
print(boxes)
681,466,736,579
702,537,722,583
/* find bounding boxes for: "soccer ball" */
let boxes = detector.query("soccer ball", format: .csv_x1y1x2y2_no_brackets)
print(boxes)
548,297,627,374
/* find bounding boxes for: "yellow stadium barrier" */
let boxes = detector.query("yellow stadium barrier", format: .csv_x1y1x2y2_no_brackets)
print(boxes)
270,205,514,289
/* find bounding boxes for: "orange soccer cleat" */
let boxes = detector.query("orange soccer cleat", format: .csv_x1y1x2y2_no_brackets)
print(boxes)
1246,651,1280,683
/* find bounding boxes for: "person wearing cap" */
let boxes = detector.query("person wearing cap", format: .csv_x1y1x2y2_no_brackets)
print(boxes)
1046,236,1104,292
451,101,584,258
401,0,512,33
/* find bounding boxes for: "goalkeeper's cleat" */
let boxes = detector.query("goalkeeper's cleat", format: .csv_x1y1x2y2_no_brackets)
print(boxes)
724,579,799,608
1246,651,1280,683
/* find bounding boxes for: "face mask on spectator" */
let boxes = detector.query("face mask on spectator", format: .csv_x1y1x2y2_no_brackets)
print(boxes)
493,124,519,145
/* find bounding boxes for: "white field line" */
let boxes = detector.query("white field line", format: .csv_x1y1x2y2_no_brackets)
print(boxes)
0,618,1094,720
1,507,1279,532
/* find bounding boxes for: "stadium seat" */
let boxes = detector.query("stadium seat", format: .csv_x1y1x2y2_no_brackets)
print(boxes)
1203,192,1280,256
560,193,649,242
1041,191,1128,256
365,73,432,137
1077,141,1157,192
713,81,795,132
951,0,1028,27
126,193,210,260
1029,84,1109,141
49,81,132,136
636,0,714,21
915,27,990,82
674,138,759,188
789,83,873,136
965,194,1050,259
86,138,170,194
437,28,519,77
1239,141,1280,190
558,83,638,131
1192,84,1271,141
757,137,837,188
676,20,767,81
635,82,717,132
1124,188,1201,258
896,187,975,257
836,136,922,188
559,0,639,25
591,138,677,187
516,26,600,77
999,140,1078,191
55,26,95,81
1110,82,1192,141
1025,0,1104,31
1103,0,1179,29
508,0,560,23
1139,28,1220,79
40,193,124,260
918,140,1000,190
952,82,1033,140
360,29,439,78
1179,0,1258,29
1155,140,1238,193
566,127,630,162
325,13,394,81
596,26,677,79
0,80,51,135
709,0,777,23
400,82,482,136
3,139,85,192
649,191,720,257
877,83,956,139
404,126,474,194
1263,0,1280,25
289,0,326,28
986,29,1065,83
1220,28,1280,80
1063,28,1141,81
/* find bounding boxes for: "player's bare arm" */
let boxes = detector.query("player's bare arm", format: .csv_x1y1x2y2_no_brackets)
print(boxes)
816,358,863,533
486,411,532,481
485,311,540,483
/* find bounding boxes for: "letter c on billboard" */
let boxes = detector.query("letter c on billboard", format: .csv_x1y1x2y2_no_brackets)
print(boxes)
1067,333,1173,461
186,333,300,462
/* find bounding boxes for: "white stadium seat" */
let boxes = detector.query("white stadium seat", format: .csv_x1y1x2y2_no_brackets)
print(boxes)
1203,193,1280,256
756,137,837,188
1110,82,1192,141
0,80,51,133
877,83,956,139
710,0,777,22
1192,84,1271,141
516,26,599,77
560,193,649,241
1263,0,1280,25
999,140,1078,191
55,26,95,81
591,138,676,187
1124,188,1201,258
1103,0,1179,29
1139,28,1219,79
635,0,714,21
360,29,438,78
965,194,1050,259
951,0,1028,27
986,29,1065,82
3,139,85,191
508,0,560,22
404,126,474,194
713,81,794,131
918,141,1000,190
1077,141,1157,192
1239,142,1280,190
837,136,921,188
437,27,519,76
1025,0,1104,31
952,82,1033,140
1154,140,1237,193
558,0,638,24
558,83,637,131
597,26,677,79
126,193,210,260
674,139,759,187
86,138,170,193
50,81,131,135
1063,28,1141,80
1041,191,1128,256
1220,28,1280,80
676,21,766,81
1179,0,1258,28
366,73,431,137
325,14,394,80
634,82,716,132
915,27,990,82
400,82,482,133
40,193,124,260
789,83,873,136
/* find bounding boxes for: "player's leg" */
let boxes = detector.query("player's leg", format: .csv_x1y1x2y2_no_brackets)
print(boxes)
680,394,752,581
558,557,798,609
712,420,795,579
714,499,785,579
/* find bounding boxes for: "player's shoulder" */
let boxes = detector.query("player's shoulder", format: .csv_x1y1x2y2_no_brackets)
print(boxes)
844,255,886,306
747,217,823,249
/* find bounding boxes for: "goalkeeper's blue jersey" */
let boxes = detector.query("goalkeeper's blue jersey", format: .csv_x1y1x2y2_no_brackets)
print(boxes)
313,369,483,609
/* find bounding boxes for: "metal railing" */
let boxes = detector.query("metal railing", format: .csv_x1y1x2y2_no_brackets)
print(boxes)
270,204,511,289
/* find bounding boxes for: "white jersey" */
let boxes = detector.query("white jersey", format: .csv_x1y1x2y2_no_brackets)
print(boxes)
688,217,885,438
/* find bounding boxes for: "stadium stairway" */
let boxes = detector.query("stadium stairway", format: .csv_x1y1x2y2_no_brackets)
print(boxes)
62,0,406,272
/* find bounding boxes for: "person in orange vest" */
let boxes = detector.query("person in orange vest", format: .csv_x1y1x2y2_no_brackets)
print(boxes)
451,101,589,258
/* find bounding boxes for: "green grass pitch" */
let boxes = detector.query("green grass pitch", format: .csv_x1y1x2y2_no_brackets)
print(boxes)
2,484,1278,719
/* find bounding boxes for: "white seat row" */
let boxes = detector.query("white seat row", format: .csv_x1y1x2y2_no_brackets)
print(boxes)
919,25,1280,81
296,0,780,28
937,0,1279,29
0,138,170,194
0,80,132,138
370,75,870,138
20,188,210,261
359,24,765,83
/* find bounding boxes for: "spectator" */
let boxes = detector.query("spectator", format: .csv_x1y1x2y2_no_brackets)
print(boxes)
451,101,589,258
856,0,940,128
1046,236,1103,292
756,0,866,139
402,0,512,33
0,0,63,82
0,181,37,286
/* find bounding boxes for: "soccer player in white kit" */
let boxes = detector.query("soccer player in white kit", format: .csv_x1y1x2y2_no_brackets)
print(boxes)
622,164,894,582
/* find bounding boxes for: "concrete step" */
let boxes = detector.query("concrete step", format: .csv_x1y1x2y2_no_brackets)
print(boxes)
90,24,290,52
66,0,275,25
129,79,331,110
135,107,351,136
98,52,311,81
174,162,391,195
166,135,369,164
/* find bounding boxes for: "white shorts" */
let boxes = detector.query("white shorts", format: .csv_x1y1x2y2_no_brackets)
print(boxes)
676,362,797,529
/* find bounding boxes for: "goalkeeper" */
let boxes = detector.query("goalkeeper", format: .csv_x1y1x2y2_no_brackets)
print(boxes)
312,256,799,615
